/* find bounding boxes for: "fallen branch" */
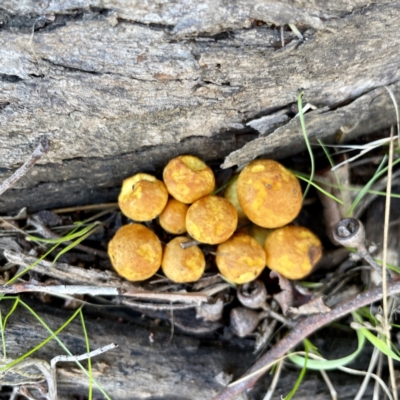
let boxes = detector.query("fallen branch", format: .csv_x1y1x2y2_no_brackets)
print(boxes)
214,277,400,400
0,138,50,196
3,251,209,304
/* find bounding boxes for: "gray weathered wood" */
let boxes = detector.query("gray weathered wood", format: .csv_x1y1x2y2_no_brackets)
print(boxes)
0,1,399,212
0,301,378,400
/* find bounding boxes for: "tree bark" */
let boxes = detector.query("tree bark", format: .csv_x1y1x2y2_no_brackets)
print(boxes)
0,1,399,212
0,301,378,400
0,1,398,398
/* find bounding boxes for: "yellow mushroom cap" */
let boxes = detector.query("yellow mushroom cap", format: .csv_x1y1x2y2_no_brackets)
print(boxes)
108,224,162,282
223,177,248,223
118,173,168,221
163,155,215,204
186,195,238,245
264,225,322,280
159,198,189,234
162,236,205,283
237,159,302,228
216,233,266,284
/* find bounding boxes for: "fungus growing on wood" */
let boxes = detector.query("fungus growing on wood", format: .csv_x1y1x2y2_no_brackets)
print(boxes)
186,195,238,245
223,176,248,223
159,198,189,234
216,233,266,284
264,225,322,280
163,155,215,204
162,236,205,283
237,159,302,228
108,224,162,281
118,173,168,221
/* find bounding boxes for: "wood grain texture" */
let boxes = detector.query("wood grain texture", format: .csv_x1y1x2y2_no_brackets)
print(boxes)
0,1,399,212
0,301,378,400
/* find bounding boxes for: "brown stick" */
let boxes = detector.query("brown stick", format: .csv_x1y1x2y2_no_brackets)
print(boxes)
214,278,400,400
0,138,49,196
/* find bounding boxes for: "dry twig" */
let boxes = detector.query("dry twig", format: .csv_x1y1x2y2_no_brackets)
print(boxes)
0,138,49,196
214,278,400,400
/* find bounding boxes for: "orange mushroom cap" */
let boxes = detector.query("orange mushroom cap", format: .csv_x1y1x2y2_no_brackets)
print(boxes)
159,198,189,234
108,224,162,281
163,155,215,204
264,225,322,280
186,195,238,245
237,159,302,228
216,233,266,284
223,176,248,223
162,236,205,283
118,173,168,221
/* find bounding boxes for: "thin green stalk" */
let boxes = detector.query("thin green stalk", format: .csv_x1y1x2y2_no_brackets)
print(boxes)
346,156,387,217
2,297,20,329
295,175,343,204
0,310,5,361
80,309,93,400
317,139,345,203
0,303,82,373
297,92,315,200
17,300,111,400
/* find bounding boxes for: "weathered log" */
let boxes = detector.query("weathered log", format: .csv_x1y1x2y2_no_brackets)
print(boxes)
0,300,378,400
0,1,399,212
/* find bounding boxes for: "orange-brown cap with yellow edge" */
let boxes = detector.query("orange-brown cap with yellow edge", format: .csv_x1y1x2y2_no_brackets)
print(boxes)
264,225,322,280
216,233,266,284
163,155,215,204
162,236,205,283
118,173,168,221
237,159,302,228
108,224,162,281
186,196,238,245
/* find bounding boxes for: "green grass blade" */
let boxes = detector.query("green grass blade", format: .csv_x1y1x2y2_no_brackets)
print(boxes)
355,326,400,362
297,92,315,200
6,241,61,284
80,309,93,400
0,303,82,373
346,155,387,216
0,310,5,361
295,174,344,204
28,222,98,244
52,225,100,264
289,313,365,370
317,139,345,203
17,300,112,400
284,340,312,399
213,174,239,195
2,297,19,330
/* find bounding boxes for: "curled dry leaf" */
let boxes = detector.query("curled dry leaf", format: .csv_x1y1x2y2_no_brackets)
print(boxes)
287,296,331,318
270,271,294,315
196,297,224,322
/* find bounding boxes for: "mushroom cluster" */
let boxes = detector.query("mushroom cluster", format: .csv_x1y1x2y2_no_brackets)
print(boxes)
108,155,322,283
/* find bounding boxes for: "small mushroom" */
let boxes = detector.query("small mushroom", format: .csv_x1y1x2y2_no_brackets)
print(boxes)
186,196,238,245
216,233,266,284
118,173,168,221
163,155,215,204
162,236,205,283
108,224,162,281
237,159,302,228
159,198,189,234
264,225,322,280
223,176,248,223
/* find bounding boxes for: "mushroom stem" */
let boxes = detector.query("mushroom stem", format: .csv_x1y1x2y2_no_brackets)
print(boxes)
332,218,383,276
